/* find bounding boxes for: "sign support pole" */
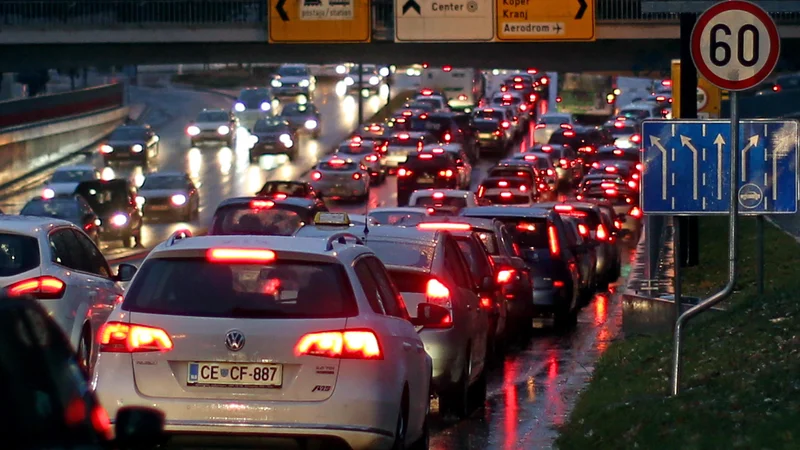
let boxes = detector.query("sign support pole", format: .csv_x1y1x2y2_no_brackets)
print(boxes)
673,216,682,326
671,91,739,396
357,62,364,126
757,215,765,295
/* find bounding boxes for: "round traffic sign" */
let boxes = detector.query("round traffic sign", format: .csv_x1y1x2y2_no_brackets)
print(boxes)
691,0,780,91
697,86,708,110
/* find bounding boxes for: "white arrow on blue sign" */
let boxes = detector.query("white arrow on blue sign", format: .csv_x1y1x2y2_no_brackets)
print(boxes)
641,119,798,215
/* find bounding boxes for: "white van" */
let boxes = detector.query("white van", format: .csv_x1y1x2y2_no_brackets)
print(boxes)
421,66,486,112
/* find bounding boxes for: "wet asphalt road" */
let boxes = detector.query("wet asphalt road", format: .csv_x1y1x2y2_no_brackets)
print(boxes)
1,74,636,449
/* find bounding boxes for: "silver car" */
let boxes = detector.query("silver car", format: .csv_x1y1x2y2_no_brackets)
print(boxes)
280,102,321,139
186,109,237,147
271,64,316,98
534,112,575,144
364,226,489,418
310,155,371,201
336,139,385,184
382,132,437,169
135,171,199,221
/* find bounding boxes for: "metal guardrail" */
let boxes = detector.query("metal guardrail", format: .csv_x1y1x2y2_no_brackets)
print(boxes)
1,0,799,27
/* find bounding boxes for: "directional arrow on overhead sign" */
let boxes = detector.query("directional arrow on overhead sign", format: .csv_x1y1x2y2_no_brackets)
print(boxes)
276,0,289,21
575,0,587,19
403,0,421,15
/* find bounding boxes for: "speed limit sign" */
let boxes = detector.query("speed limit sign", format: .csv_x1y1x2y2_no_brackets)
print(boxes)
691,0,779,91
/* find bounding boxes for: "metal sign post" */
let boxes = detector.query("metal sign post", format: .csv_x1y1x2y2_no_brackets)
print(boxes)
670,0,780,396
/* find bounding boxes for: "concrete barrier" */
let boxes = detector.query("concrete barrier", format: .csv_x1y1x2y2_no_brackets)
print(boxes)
0,106,129,188
0,83,124,129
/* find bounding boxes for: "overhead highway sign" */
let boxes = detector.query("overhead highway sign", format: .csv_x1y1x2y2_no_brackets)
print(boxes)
395,0,495,41
496,0,595,41
269,0,371,43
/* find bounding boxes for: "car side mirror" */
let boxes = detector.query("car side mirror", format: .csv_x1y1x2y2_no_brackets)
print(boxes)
410,303,451,328
116,263,137,282
114,406,165,448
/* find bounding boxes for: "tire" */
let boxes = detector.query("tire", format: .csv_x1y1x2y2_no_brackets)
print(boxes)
409,416,430,450
77,328,92,376
468,369,487,412
439,352,470,419
391,410,406,450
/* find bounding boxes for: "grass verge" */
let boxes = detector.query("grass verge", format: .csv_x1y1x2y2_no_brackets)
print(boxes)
556,217,800,449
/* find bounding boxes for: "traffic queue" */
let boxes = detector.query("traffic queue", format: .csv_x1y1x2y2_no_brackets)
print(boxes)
0,67,644,449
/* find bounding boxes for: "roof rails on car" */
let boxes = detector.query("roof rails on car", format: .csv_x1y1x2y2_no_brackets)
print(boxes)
325,232,364,251
166,229,192,246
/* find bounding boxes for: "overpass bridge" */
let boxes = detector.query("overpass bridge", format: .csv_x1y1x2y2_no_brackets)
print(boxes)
2,0,800,73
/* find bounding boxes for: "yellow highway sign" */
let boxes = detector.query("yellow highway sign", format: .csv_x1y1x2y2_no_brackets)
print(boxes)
496,0,595,41
269,0,371,43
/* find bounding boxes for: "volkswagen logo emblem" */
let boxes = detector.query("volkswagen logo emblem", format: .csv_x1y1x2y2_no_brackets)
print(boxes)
225,330,245,352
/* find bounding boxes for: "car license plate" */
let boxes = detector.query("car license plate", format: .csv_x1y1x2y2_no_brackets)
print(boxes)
417,176,435,184
187,362,282,387
479,133,493,139
149,205,170,211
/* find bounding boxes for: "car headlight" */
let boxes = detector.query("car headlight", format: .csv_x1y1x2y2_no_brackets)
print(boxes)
218,125,230,135
304,119,318,130
299,79,310,88
94,219,102,227
279,133,292,145
336,65,347,74
369,76,380,86
110,213,128,227
131,144,143,153
260,101,271,111
379,67,390,77
187,125,200,136
271,79,282,88
42,188,55,199
234,102,246,112
100,144,113,154
171,194,187,206
135,196,146,207
344,77,354,86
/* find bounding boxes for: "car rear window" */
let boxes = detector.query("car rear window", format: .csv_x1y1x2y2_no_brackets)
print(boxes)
367,241,434,269
321,160,358,171
369,212,425,226
619,109,649,120
413,196,467,208
197,112,228,122
387,270,428,293
20,199,80,219
389,136,422,146
499,219,549,248
540,116,571,125
492,96,521,106
123,259,356,318
474,230,498,255
259,182,308,197
561,208,602,228
0,234,40,277
488,168,534,184
484,194,531,205
474,119,500,132
211,206,304,236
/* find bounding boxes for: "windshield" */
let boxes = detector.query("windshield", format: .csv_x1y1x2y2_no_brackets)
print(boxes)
0,234,40,277
259,182,307,196
50,170,94,184
369,211,425,226
366,240,434,269
76,184,130,214
493,96,521,106
212,206,305,236
141,176,185,190
619,109,649,120
281,104,314,116
123,259,355,318
499,219,549,248
254,119,286,132
338,144,372,155
413,196,467,208
237,89,269,107
109,128,146,141
197,112,229,122
277,66,308,77
20,199,80,219
540,115,571,125
606,125,637,135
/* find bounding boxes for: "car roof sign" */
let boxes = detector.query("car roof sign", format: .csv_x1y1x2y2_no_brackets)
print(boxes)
314,212,351,226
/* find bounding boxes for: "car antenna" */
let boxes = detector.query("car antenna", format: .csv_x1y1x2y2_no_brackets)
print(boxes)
363,197,370,237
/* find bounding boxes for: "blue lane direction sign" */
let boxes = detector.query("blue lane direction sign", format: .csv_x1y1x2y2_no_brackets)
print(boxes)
641,119,798,215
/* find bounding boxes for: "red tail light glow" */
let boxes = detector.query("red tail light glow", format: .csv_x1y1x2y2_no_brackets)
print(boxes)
535,124,546,129
329,158,346,166
773,85,781,92
496,269,516,284
630,206,643,218
548,225,560,257
563,130,575,137
426,278,451,307
494,130,502,136
369,124,382,132
613,149,624,156
605,188,618,195
480,296,493,309
501,121,511,129
553,280,565,288
596,224,609,241
541,145,552,151
627,180,638,189
560,124,572,129
296,330,382,359
398,168,411,177
311,171,322,181
444,132,452,141
592,162,600,169
421,89,433,96
577,224,588,236
517,223,536,231
419,153,433,159
559,158,568,167
636,163,643,171
418,222,471,231
438,169,454,177
398,133,410,140
402,110,413,117
546,169,555,176
554,204,573,212
498,180,509,187
207,248,276,263
352,173,362,180
432,147,445,154
251,199,275,209
601,182,616,188
99,322,173,353
7,276,65,299
604,166,617,173
273,193,288,200
500,192,513,198
365,154,378,162
524,154,537,161
442,65,453,72
432,191,445,199
631,134,642,143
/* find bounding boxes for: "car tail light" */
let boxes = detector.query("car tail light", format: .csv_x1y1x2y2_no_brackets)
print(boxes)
369,124,382,132
601,182,616,188
421,88,433,95
631,134,641,143
417,141,424,151
207,248,276,263
628,180,638,189
632,172,640,180
605,166,617,173
578,146,593,153
527,68,538,74
7,276,65,299
417,222,471,231
553,280,565,288
500,192,513,198
496,269,516,284
498,180,509,187
398,133,410,140
494,130,502,136
530,94,537,102
519,104,528,111
546,169,554,176
419,153,433,159
365,154,378,162
500,85,508,92
295,330,382,359
548,225,560,257
430,148,445,155
559,158,568,167
630,206,643,218
477,185,485,197
250,199,275,209
352,173,362,180
613,149,624,156
398,168,411,177
501,121,510,129
656,95,666,102
432,192,445,199
636,163,643,171
98,322,173,353
577,224,588,236
605,188,618,195
311,171,322,181
444,132,452,142
480,296,493,309
535,124,546,129
591,162,600,169
426,207,435,213
519,185,528,192
539,183,547,190
773,85,781,92
540,76,549,84
329,158,346,166
614,219,622,229
596,224,609,241
273,193,288,200
560,124,572,129
554,204,573,212
402,110,413,117
442,65,452,72
426,278,452,307
563,130,575,137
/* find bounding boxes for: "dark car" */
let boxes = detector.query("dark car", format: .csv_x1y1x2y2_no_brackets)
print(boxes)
136,171,200,221
460,206,581,329
593,145,641,164
396,150,460,206
75,179,143,248
209,197,327,236
100,125,160,166
279,102,321,138
481,162,540,202
533,143,582,187
20,196,101,245
477,177,537,205
559,215,598,304
256,180,322,206
407,112,465,145
579,168,639,206
0,293,165,449
472,117,508,154
250,117,298,162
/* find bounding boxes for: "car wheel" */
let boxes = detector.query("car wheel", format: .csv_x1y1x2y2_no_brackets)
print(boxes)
409,416,430,450
391,410,406,450
77,327,92,375
468,369,487,412
439,351,470,419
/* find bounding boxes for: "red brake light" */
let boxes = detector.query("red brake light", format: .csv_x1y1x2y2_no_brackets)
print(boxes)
578,146,593,153
494,130,502,136
417,222,471,231
444,132,452,142
296,330,382,359
480,296,493,309
554,204,573,212
605,189,618,195
559,158,568,166
591,162,600,169
250,199,275,209
656,95,666,102
535,124,546,129
604,166,617,173
426,278,452,307
402,110,413,117
773,85,781,92
577,224,588,236
630,206,643,218
7,276,65,299
541,145,552,151
351,136,363,143
501,121,510,129
502,94,512,100
519,185,528,192
614,121,625,128
548,225,560,257
517,223,536,231
98,322,173,353
330,158,347,166
369,124,381,132
421,89,433,96
546,169,554,176
563,130,575,137
432,191,445,199
601,182,616,188
662,79,672,87
553,280,565,288
596,224,609,241
398,168,411,177
527,68,538,74
514,83,524,90
498,180,509,187
496,269,516,284
432,147,445,154
632,172,640,180
365,154,378,162
519,104,528,111
419,153,433,159
560,124,572,129
311,171,322,181
630,134,642,143
207,248,276,263
628,180,638,189
636,163,643,171
442,65,452,72
352,172,362,180
541,76,549,84
398,133,410,140
524,154,537,161
500,192,513,198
